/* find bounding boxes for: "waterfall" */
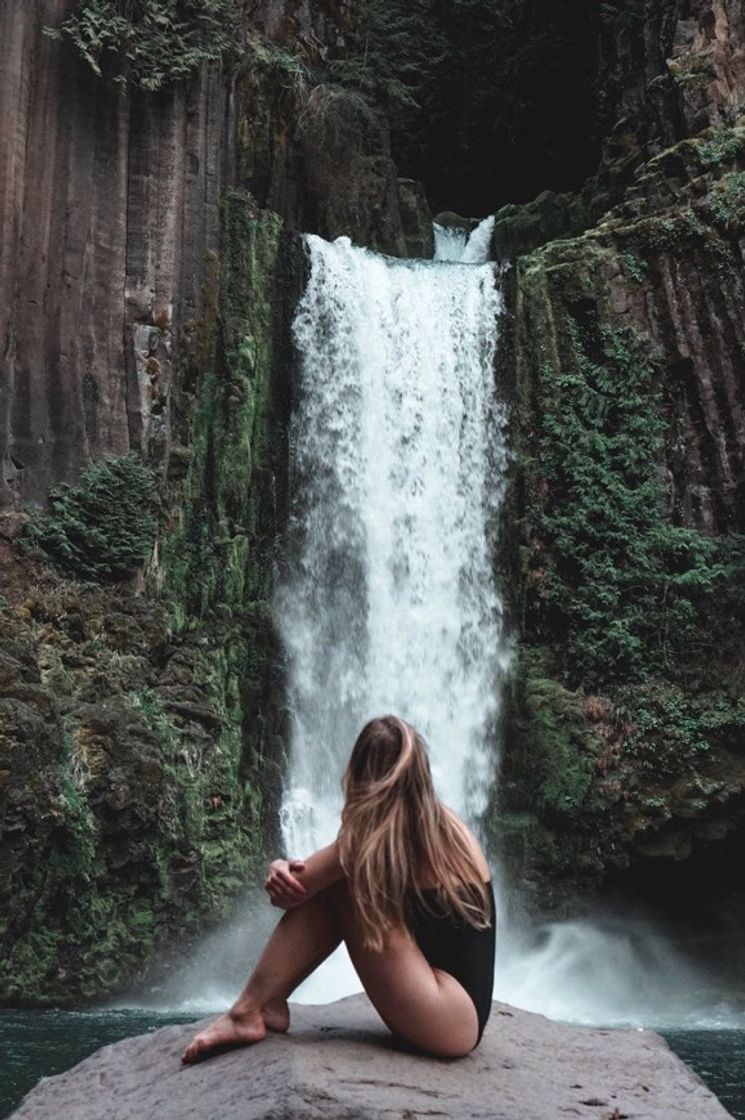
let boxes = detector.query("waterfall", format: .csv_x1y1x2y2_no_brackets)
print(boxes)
275,233,512,998
432,223,468,261
433,216,495,264
270,228,744,1025
137,224,743,1035
140,227,744,1035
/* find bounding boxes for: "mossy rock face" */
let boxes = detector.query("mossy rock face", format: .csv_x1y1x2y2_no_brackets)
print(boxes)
493,646,623,910
0,193,293,1006
0,580,267,1005
494,643,745,914
233,44,429,257
496,120,745,912
492,190,591,259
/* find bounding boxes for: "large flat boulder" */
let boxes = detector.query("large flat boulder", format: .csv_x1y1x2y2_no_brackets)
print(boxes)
11,995,733,1119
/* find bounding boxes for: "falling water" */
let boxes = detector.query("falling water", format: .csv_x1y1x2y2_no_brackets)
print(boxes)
433,216,495,263
275,231,511,997
146,222,744,1047
432,222,468,261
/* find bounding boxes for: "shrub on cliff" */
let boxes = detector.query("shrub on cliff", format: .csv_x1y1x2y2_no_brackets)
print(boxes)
529,321,727,689
20,453,159,582
45,0,239,91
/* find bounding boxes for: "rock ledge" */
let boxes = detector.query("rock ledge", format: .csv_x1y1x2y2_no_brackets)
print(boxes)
12,995,732,1119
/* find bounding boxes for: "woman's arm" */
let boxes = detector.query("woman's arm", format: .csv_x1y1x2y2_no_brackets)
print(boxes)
265,840,344,909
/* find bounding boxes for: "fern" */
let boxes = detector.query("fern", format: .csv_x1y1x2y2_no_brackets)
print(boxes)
44,0,240,90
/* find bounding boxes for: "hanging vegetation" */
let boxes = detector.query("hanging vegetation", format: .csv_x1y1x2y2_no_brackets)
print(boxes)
45,0,240,90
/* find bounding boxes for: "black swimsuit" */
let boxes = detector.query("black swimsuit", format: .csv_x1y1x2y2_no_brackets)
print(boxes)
404,879,496,1045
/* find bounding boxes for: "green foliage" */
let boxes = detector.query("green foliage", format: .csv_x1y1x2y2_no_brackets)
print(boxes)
620,250,647,283
532,319,724,688
45,0,239,90
21,452,159,582
511,647,598,824
492,645,616,898
701,171,745,228
637,211,708,252
698,127,745,168
613,680,745,777
327,0,447,128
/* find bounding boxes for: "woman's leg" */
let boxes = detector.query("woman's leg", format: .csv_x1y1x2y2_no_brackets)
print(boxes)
328,881,479,1059
182,881,479,1063
181,890,342,1063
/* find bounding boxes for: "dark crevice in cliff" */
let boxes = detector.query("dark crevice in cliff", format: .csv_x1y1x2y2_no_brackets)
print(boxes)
676,356,730,529
600,821,745,981
384,0,603,215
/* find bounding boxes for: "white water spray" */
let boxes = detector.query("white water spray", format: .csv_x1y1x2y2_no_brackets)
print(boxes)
275,233,511,998
433,216,495,264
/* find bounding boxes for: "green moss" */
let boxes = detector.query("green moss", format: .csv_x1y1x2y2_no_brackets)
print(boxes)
134,683,259,907
20,452,158,582
521,317,721,688
162,191,283,625
501,647,601,823
701,171,745,229
493,190,591,258
491,645,619,902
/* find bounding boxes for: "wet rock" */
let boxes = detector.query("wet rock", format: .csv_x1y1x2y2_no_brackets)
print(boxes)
492,189,590,259
10,995,733,1120
398,178,435,258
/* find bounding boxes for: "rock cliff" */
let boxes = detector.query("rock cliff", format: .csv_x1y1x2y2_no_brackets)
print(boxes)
495,0,745,934
2,0,745,1007
0,0,431,1004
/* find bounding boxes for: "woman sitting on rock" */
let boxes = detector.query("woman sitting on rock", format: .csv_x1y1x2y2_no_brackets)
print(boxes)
181,714,496,1062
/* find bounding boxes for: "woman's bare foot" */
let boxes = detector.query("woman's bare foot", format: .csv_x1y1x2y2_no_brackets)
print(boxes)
262,998,290,1033
181,1008,266,1064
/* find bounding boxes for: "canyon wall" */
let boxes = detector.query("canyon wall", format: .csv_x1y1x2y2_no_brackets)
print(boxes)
2,0,745,1003
0,0,430,1004
497,0,745,924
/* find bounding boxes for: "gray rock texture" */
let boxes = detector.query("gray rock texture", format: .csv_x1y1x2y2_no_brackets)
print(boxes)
11,995,733,1119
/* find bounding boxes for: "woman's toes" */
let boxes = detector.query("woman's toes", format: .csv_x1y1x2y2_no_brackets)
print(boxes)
180,1010,267,1065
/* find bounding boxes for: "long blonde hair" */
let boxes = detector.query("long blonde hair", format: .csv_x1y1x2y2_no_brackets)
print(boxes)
338,715,492,950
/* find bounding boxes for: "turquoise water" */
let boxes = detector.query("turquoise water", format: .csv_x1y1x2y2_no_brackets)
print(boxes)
1,1011,743,1118
0,1010,195,1118
661,1029,745,1120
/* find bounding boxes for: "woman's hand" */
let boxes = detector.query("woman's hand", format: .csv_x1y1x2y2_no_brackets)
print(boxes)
264,858,307,909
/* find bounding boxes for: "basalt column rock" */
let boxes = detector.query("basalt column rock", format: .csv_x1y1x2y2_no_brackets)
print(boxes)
591,0,745,219
0,0,228,509
495,110,745,910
